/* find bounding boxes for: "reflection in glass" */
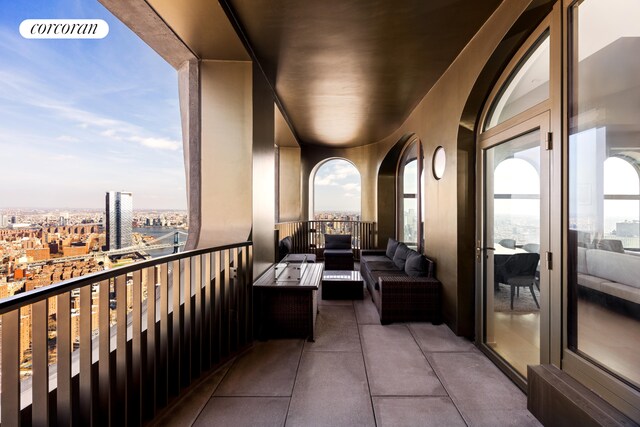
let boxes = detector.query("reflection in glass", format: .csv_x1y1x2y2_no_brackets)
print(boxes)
568,0,640,389
484,130,541,378
485,34,549,130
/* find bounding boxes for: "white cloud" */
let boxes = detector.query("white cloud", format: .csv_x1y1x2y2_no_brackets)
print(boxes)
130,136,181,151
56,135,80,142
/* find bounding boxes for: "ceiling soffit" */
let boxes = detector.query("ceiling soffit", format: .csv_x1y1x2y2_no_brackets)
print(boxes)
224,0,502,147
146,0,249,60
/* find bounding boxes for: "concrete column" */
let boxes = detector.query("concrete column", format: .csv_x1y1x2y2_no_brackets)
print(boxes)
198,60,253,248
252,64,276,277
178,59,201,250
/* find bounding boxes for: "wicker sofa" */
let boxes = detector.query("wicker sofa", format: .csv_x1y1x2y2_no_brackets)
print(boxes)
360,238,442,324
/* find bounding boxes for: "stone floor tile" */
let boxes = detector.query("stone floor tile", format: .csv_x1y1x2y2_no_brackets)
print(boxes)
360,325,446,396
151,361,232,426
462,409,542,426
373,396,466,427
303,305,361,352
286,351,375,426
409,323,476,353
194,397,289,427
215,339,303,396
428,352,529,413
354,290,381,325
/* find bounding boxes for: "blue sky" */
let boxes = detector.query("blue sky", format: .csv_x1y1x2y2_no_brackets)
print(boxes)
314,159,361,213
0,0,185,210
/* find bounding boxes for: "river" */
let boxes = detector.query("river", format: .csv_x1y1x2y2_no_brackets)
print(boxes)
132,226,188,257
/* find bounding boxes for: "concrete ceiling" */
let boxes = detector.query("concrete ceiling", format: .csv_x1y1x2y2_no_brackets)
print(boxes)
224,0,503,147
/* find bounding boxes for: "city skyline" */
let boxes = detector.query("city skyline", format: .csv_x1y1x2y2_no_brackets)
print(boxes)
0,0,186,210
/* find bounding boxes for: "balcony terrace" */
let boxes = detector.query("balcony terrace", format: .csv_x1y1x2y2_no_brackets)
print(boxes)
0,230,537,426
154,283,538,427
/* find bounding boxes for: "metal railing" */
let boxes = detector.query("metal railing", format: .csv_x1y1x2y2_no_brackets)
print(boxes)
275,221,376,260
0,241,253,426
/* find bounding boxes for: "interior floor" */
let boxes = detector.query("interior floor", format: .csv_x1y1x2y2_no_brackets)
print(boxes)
578,298,640,387
153,286,540,426
487,298,639,387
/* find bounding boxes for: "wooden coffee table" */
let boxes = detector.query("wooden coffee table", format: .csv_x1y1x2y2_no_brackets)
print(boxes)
322,270,364,300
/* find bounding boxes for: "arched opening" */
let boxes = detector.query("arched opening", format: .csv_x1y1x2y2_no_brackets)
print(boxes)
397,139,424,249
603,156,640,249
311,158,361,221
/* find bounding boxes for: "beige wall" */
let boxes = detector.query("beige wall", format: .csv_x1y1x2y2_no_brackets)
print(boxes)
278,147,302,221
199,60,253,247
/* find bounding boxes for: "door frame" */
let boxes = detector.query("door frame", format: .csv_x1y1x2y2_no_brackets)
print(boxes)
475,111,552,390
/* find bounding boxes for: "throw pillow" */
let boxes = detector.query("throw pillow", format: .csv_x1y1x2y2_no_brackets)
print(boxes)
385,238,400,259
392,243,411,270
405,251,429,277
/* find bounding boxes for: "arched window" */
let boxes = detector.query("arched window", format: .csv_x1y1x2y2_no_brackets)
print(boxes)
397,140,423,249
312,159,361,221
603,156,640,249
484,32,550,130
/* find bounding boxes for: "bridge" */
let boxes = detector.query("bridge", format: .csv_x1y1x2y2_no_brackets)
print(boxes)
26,230,188,266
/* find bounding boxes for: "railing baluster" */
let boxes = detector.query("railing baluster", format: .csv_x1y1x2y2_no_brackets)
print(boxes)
32,299,49,425
182,257,192,387
98,279,111,426
57,291,72,427
222,250,231,358
231,247,239,353
201,254,211,370
210,252,220,365
192,255,202,378
78,286,92,426
237,247,246,347
145,267,157,419
115,275,128,425
171,259,181,396
131,270,142,426
211,251,223,366
158,263,169,408
2,309,20,426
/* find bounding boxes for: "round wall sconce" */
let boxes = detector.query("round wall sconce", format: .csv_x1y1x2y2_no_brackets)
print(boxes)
432,146,446,180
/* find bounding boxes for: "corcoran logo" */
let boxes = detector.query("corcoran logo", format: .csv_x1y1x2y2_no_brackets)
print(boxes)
19,19,109,39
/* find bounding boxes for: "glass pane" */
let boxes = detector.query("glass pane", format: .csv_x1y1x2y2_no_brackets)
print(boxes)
485,34,550,130
568,0,640,390
484,130,541,378
403,197,417,245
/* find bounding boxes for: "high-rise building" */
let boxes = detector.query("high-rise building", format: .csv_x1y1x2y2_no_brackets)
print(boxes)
105,191,133,250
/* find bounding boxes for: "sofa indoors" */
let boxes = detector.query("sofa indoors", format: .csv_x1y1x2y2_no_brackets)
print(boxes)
360,238,441,324
576,247,640,314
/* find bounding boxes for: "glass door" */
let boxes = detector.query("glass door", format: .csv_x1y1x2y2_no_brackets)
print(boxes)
479,113,550,382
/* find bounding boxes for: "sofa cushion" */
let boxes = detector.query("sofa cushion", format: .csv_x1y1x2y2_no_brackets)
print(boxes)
405,252,429,277
576,247,587,275
386,238,400,259
585,249,640,289
361,255,392,264
393,243,411,270
324,234,351,249
366,261,399,272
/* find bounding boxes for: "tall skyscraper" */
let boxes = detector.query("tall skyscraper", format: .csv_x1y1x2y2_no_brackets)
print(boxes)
105,191,133,250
